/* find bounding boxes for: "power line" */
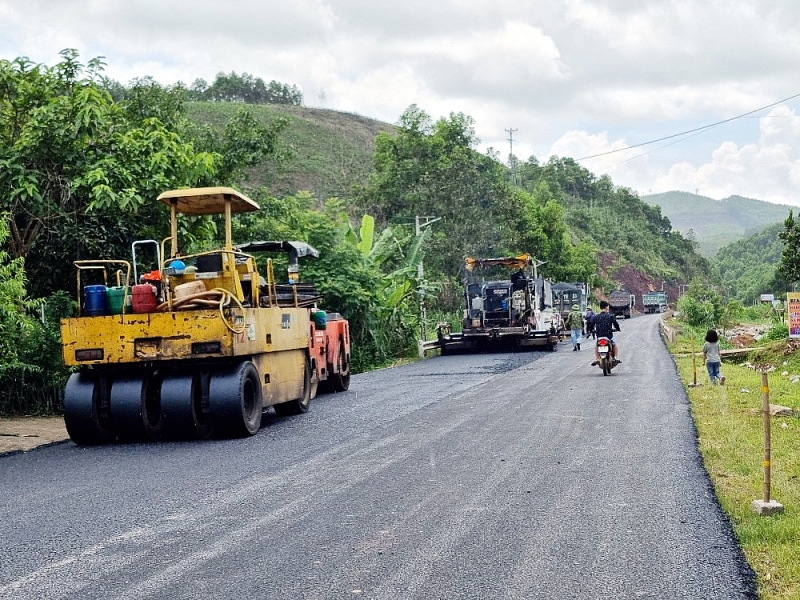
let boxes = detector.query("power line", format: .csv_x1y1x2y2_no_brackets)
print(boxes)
576,91,800,161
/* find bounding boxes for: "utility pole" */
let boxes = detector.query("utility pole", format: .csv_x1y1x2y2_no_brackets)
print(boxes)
415,216,441,341
505,127,518,186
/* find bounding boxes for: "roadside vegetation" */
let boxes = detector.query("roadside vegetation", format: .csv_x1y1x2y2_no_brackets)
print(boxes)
666,292,800,599
0,49,725,415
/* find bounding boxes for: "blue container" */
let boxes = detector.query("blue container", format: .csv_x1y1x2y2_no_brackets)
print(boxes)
83,285,108,316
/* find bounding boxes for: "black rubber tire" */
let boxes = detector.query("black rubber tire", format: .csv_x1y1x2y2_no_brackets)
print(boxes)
109,372,164,442
329,340,350,392
273,357,312,416
142,371,165,440
160,372,213,440
601,357,610,376
63,372,115,446
208,362,263,438
110,376,148,442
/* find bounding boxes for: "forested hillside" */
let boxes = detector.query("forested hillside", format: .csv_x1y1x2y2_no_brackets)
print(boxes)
712,222,789,303
187,103,711,298
515,159,709,285
642,191,792,257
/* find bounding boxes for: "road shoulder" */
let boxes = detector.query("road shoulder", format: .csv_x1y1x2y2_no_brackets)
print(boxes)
0,416,69,456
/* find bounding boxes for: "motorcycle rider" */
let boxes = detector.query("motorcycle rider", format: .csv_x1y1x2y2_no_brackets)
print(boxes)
591,300,621,366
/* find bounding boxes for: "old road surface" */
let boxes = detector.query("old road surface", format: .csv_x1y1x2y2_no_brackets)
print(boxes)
0,314,756,599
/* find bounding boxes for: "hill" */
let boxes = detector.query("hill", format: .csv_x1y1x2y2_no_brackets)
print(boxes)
712,222,788,303
185,103,711,304
186,102,396,200
641,191,793,257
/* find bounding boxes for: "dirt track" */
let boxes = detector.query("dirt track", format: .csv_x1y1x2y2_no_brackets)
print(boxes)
0,416,68,455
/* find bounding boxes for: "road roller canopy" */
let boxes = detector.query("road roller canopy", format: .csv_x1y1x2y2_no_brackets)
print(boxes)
157,187,260,215
158,187,259,252
236,241,320,260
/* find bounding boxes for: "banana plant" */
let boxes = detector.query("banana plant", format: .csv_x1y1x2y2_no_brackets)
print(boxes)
346,214,439,356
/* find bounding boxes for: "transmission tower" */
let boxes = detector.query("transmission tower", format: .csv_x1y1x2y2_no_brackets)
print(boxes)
505,127,518,185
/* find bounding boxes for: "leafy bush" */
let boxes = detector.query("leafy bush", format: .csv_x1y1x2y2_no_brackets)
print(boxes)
742,303,772,322
0,291,73,415
676,280,722,328
0,212,73,414
765,323,789,341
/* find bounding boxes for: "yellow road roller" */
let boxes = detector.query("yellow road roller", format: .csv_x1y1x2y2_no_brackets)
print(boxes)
60,187,339,444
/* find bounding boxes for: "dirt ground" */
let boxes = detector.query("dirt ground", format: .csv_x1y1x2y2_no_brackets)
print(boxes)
0,416,69,455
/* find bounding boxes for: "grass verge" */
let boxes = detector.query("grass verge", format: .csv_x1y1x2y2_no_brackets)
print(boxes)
669,328,800,599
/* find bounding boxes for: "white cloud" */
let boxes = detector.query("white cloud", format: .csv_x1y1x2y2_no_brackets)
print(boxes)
645,108,800,204
3,0,800,205
546,106,800,205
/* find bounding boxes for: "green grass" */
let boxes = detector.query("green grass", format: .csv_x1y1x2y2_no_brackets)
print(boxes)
186,102,395,200
668,324,800,599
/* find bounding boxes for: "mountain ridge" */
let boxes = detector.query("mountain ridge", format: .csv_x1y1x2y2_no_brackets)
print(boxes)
641,191,793,257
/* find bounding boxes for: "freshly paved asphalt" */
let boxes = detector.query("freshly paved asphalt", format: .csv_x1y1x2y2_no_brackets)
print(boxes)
0,314,756,599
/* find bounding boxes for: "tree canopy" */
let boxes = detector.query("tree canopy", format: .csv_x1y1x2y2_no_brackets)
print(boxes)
0,50,292,297
188,71,303,106
0,50,217,262
355,105,584,294
515,156,710,285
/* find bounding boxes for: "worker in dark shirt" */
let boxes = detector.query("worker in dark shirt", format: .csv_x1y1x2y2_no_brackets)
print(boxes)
591,299,621,365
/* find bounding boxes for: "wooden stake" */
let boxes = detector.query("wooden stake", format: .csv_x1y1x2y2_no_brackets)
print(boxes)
689,332,698,387
751,371,783,515
762,372,771,503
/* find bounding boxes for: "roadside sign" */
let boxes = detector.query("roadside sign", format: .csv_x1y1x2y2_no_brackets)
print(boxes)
788,293,800,338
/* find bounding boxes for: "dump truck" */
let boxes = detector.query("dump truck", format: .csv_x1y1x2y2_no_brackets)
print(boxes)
552,282,588,320
642,291,668,314
608,289,634,319
436,254,560,352
60,187,350,445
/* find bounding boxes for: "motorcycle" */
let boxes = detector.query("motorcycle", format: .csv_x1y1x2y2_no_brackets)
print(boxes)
595,336,618,376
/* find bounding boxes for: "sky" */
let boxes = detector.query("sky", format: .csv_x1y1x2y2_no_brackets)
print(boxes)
3,0,800,206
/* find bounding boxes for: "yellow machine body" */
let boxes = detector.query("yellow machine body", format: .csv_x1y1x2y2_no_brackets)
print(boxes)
61,307,310,407
60,187,324,445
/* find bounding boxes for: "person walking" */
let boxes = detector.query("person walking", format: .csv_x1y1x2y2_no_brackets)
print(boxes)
564,303,584,351
703,329,725,385
584,306,596,339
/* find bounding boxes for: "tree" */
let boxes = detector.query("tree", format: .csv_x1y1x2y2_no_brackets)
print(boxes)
2,51,295,297
0,214,69,414
778,209,800,287
0,50,218,262
677,280,722,329
357,105,516,280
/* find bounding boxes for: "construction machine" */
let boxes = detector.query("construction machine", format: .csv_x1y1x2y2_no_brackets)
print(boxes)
436,253,559,352
60,187,350,445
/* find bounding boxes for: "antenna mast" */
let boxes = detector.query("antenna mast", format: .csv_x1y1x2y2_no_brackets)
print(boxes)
505,127,518,185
